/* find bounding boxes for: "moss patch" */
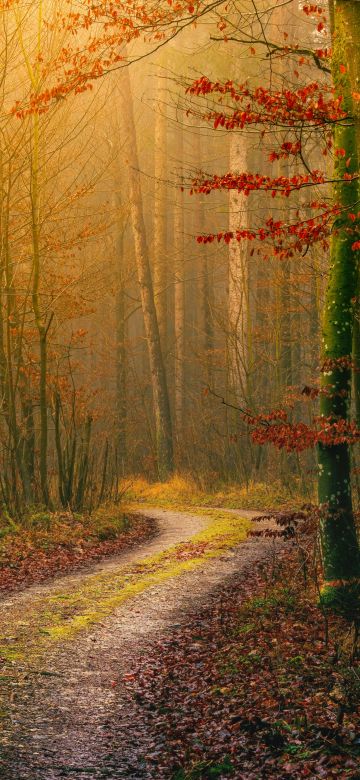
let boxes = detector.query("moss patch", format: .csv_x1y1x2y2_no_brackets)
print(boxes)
319,581,360,619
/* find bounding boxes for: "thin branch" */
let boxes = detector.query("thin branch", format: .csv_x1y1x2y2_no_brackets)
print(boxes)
210,35,331,73
204,385,270,426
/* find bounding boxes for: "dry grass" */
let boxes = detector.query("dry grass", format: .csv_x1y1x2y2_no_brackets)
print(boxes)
123,475,310,512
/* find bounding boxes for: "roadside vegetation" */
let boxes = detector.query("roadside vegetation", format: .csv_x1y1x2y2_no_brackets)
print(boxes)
0,506,155,594
0,475,308,595
123,476,311,512
123,521,360,779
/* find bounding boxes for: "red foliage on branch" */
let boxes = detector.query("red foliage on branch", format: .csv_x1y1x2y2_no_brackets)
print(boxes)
196,207,342,259
246,413,360,452
187,78,346,128
190,170,327,197
11,0,211,117
268,140,302,161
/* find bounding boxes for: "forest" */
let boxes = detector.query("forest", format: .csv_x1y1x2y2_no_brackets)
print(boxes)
0,0,360,778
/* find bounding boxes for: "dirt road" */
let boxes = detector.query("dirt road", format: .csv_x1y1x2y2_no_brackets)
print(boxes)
0,507,275,779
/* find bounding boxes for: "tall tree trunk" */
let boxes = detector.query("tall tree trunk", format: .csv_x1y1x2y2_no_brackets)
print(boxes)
153,76,168,354
280,257,292,390
277,7,295,395
174,122,185,447
226,132,251,481
353,286,360,427
23,3,50,506
115,197,127,473
118,68,173,480
196,134,213,388
318,0,360,614
31,112,49,506
228,133,249,402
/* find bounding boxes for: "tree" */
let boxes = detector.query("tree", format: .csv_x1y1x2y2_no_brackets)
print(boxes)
0,0,125,512
118,67,174,479
318,0,360,613
153,75,169,355
174,117,186,447
187,0,360,614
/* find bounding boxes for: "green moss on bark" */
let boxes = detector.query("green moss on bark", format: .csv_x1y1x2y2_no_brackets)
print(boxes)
318,0,360,613
320,580,360,620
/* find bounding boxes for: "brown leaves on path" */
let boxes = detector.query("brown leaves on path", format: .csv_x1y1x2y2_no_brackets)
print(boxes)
122,544,360,779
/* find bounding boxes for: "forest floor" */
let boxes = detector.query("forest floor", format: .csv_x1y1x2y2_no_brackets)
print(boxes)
0,508,158,595
0,499,359,779
0,476,298,596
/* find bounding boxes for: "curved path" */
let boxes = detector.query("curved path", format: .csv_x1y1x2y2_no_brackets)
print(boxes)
0,507,275,780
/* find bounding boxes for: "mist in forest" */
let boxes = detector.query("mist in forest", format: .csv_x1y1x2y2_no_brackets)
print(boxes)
2,3,360,779
0,0,327,514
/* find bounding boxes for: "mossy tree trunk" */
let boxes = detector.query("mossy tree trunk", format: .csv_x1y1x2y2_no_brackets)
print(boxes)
353,270,360,427
318,0,360,614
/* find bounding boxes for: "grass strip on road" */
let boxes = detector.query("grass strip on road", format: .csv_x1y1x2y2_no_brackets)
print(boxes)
0,509,250,666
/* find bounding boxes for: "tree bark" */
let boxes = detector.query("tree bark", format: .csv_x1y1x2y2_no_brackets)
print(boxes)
228,133,249,402
174,121,185,445
114,192,127,473
153,76,168,354
118,68,173,480
318,0,360,614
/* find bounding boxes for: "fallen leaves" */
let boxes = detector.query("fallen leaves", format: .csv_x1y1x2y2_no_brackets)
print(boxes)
121,543,360,778
0,510,156,595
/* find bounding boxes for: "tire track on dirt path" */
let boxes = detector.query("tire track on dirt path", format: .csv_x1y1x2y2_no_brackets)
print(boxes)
0,507,276,779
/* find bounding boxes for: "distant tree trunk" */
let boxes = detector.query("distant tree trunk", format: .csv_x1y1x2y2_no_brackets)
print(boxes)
280,258,292,390
153,76,168,354
174,122,185,446
28,6,50,507
118,68,173,480
199,246,213,386
114,192,127,473
318,0,360,614
196,133,213,388
228,133,249,402
115,270,127,472
277,18,294,394
226,132,251,482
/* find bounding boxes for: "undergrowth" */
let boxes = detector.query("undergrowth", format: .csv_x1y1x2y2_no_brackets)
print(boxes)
0,504,130,549
123,475,311,511
0,506,153,594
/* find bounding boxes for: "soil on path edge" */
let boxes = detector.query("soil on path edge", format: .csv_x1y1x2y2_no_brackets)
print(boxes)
0,507,276,779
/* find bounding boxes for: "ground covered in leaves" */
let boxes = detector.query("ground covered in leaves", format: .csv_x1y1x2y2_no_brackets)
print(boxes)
0,508,156,594
123,544,360,779
1,503,358,779
0,508,258,779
